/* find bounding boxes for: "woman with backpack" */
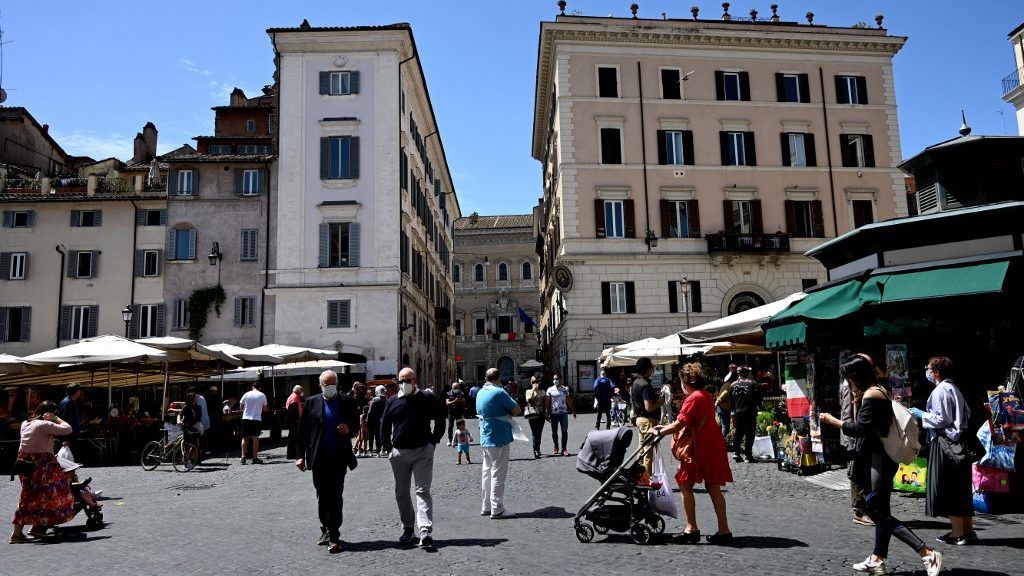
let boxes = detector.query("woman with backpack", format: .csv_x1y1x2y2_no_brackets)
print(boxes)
820,353,943,576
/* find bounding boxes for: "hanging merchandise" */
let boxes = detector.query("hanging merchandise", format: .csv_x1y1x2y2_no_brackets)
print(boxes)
977,422,1017,472
972,464,1010,494
893,457,927,494
885,344,911,398
988,389,1024,429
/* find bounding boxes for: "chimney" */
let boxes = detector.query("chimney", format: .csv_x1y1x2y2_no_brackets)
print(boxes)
142,122,158,160
132,133,147,164
230,87,247,107
41,124,49,133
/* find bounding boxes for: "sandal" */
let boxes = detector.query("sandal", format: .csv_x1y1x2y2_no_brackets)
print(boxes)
672,530,701,544
9,533,30,544
706,532,734,546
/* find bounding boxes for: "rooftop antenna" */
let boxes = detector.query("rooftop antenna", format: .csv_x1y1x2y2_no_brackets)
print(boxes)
0,12,8,104
959,110,972,137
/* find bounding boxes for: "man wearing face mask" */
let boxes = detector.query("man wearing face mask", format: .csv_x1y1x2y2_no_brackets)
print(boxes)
381,367,446,549
295,370,359,554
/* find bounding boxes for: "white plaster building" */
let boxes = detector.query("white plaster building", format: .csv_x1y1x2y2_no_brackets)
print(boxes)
269,23,460,386
1001,22,1024,135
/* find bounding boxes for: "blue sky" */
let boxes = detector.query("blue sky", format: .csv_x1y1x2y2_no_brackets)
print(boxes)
1,1,1020,216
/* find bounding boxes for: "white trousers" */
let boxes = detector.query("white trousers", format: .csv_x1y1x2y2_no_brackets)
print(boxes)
480,444,511,514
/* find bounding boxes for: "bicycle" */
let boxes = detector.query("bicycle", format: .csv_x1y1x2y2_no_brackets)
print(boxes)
611,401,629,427
140,428,199,472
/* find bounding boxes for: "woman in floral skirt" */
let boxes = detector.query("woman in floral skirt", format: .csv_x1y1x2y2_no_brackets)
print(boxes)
10,401,75,543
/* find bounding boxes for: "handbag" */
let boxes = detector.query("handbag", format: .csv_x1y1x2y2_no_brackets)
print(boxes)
671,406,709,464
11,458,35,480
937,433,983,466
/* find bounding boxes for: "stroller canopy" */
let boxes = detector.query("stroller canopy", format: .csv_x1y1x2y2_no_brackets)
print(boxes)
576,427,633,481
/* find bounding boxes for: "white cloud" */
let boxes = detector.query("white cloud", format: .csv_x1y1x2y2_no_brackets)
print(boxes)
50,131,131,160
180,58,212,76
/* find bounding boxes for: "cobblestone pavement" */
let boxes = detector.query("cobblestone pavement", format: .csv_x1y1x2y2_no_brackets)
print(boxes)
2,417,1021,576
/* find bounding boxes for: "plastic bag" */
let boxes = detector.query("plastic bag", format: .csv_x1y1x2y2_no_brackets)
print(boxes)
751,436,775,460
647,444,679,518
56,444,75,463
972,464,1010,494
977,422,1016,471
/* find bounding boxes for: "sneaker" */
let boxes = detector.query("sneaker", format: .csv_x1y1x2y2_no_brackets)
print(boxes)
922,550,943,576
328,541,343,554
418,534,434,548
935,532,957,545
853,515,875,526
398,527,415,544
480,510,491,516
490,509,515,520
956,531,978,546
852,556,887,575
252,458,264,465
240,458,247,465
317,532,330,546
733,455,744,463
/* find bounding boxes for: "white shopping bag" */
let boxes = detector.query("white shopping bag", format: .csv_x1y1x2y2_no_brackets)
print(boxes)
752,435,775,460
56,444,75,463
500,416,531,443
648,443,679,518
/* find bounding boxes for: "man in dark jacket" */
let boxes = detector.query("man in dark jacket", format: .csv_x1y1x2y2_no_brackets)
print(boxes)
593,371,614,430
295,370,359,554
730,366,762,463
381,367,445,548
56,383,82,451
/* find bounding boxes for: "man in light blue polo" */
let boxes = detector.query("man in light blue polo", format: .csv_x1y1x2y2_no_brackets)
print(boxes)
476,368,521,519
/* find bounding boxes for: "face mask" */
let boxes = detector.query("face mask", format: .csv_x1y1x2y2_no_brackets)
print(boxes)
553,379,560,386
322,385,337,399
924,369,934,383
400,383,415,396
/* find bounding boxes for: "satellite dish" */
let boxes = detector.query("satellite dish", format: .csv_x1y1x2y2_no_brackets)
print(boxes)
0,89,7,104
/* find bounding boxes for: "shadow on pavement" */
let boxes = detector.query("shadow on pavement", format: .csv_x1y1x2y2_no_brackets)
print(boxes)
342,538,508,551
890,570,1010,576
732,535,809,548
514,506,574,519
433,538,507,550
969,537,1024,550
903,519,951,530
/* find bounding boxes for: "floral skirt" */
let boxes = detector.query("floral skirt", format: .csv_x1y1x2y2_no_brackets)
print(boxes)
11,452,75,527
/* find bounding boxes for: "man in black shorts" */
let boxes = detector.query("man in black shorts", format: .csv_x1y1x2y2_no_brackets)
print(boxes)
240,382,268,464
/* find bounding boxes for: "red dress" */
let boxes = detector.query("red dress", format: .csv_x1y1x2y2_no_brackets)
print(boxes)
674,390,734,487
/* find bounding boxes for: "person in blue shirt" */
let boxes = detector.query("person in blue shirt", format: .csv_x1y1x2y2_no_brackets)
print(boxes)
593,371,614,430
476,368,521,519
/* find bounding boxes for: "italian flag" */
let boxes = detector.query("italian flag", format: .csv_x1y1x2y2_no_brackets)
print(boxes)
785,364,810,417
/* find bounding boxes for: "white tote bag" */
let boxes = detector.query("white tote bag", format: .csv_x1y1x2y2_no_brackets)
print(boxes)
648,444,680,518
56,444,75,463
752,436,775,460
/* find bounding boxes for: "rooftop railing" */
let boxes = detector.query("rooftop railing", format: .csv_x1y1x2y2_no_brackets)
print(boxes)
1002,67,1023,97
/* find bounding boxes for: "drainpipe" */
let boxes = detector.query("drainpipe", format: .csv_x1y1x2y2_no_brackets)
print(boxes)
129,200,138,313
55,245,66,347
637,62,652,249
818,67,840,237
260,158,272,345
398,51,416,374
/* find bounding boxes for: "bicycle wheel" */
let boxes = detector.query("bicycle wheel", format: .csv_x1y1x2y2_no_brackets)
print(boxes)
140,441,163,470
173,442,199,472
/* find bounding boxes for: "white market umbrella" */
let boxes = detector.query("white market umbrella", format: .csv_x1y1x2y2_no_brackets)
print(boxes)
246,343,337,362
224,359,352,381
137,336,243,421
519,359,544,369
0,353,56,376
680,292,806,344
206,343,285,365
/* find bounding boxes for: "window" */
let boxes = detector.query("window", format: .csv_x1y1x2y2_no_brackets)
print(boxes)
604,200,625,238
138,304,161,338
141,209,165,226
454,319,462,336
801,278,818,291
852,199,874,228
841,134,875,168
174,298,190,330
781,132,816,167
785,199,823,238
237,145,271,154
599,127,622,164
245,119,256,132
732,201,753,234
497,315,513,334
321,136,360,179
522,262,532,281
327,300,351,328
321,222,353,267
475,318,486,335
658,130,693,165
240,229,258,261
609,282,627,314
597,66,619,97
71,210,101,227
474,263,484,282
175,170,194,195
3,210,34,228
661,68,681,100
836,75,868,105
234,297,256,327
70,305,94,339
453,264,461,283
777,73,810,103
143,250,159,277
169,228,197,261
723,132,750,166
8,252,27,280
329,71,352,95
208,144,232,154
716,71,749,101
498,263,509,282
668,281,703,314
1,306,30,342
792,201,814,237
76,251,94,278
667,201,689,238
476,364,486,381
241,169,261,196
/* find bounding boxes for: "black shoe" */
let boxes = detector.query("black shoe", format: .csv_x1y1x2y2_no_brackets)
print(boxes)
957,531,979,546
317,533,330,546
418,534,434,548
328,541,343,554
733,455,743,463
252,457,264,465
672,530,700,544
240,458,247,465
706,532,734,546
399,527,415,545
935,532,957,545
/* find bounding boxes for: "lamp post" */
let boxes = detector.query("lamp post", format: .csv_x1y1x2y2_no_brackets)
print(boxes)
680,277,691,329
121,305,133,338
207,242,223,285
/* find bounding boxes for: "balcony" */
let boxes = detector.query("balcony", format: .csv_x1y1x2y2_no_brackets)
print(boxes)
97,177,133,193
1002,67,1023,98
705,232,790,254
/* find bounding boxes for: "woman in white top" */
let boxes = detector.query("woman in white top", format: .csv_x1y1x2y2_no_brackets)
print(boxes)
544,376,576,456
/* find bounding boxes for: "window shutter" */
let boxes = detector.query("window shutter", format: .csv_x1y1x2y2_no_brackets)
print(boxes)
134,250,144,277
811,200,826,238
67,250,78,278
805,133,817,167
839,135,853,167
23,253,29,280
136,208,145,226
714,71,725,100
91,251,99,278
0,252,9,280
172,299,180,329
156,250,163,276
327,301,338,327
659,199,672,238
623,199,636,238
168,170,179,193
94,211,102,227
744,131,757,166
719,132,729,164
320,137,330,179
668,281,678,313
339,301,351,327
601,282,611,314
87,305,99,337
863,134,875,167
26,211,34,227
246,298,255,326
687,200,701,238
20,307,30,342
234,169,243,195
2,211,11,227
60,306,71,340
775,73,785,102
318,223,330,267
751,200,764,234
834,76,848,104
723,200,734,231
594,199,606,238
70,210,81,227
191,170,199,196
319,71,330,95
259,169,268,194
856,76,868,104
780,133,791,166
656,130,667,165
798,74,811,103
0,308,6,341
159,209,167,225
348,222,360,267
682,130,695,165
784,200,797,235
155,304,166,336
689,281,702,313
625,282,636,314
129,305,140,339
188,229,197,260
739,71,751,101
233,298,242,327
166,229,177,260
350,71,360,94
348,137,360,178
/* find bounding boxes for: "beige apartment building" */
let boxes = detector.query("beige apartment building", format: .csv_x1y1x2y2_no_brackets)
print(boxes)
453,213,539,385
532,13,907,390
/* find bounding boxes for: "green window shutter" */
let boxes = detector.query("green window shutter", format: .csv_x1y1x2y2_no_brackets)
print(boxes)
159,209,167,225
22,253,29,280
0,308,6,341
155,304,166,337
136,208,146,226
130,305,140,339
259,169,268,194
87,305,99,337
94,210,102,227
168,170,179,193
319,71,330,95
67,250,78,278
339,300,351,327
2,211,12,227
235,169,243,195
134,250,144,277
166,229,177,260
20,307,30,342
349,137,360,179
233,298,242,327
90,251,99,279
320,137,330,179
60,306,72,340
0,253,9,280
187,229,197,260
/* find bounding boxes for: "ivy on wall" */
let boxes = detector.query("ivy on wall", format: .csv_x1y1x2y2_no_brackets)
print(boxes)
187,285,226,341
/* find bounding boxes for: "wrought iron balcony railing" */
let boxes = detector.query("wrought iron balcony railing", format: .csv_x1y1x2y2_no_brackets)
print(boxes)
1002,67,1023,97
705,232,791,254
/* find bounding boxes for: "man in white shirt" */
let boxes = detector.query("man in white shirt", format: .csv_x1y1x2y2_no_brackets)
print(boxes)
239,382,268,464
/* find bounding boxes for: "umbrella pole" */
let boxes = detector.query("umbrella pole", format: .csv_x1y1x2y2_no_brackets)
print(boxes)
107,363,113,415
160,362,169,423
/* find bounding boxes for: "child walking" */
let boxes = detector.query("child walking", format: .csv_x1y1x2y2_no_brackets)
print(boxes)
454,419,474,464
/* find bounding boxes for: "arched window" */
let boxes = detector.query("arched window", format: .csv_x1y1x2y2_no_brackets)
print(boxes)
522,261,533,280
474,263,484,282
453,264,461,283
498,262,509,282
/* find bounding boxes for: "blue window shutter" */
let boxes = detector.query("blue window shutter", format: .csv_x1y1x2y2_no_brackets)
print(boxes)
26,211,34,227
70,210,80,227
94,210,102,227
350,71,360,94
233,298,242,327
349,137,360,179
22,253,29,280
67,250,78,277
166,229,177,260
320,138,330,179
348,222,360,267
159,209,167,225
134,250,144,277
318,223,330,267
136,208,145,226
319,71,330,95
60,306,72,340
2,211,11,227
91,251,99,278
234,169,243,195
188,229,197,260
20,307,30,342
87,305,99,337
168,170,179,193
155,304,165,336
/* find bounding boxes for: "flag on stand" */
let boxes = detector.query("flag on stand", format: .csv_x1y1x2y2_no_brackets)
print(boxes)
785,364,810,417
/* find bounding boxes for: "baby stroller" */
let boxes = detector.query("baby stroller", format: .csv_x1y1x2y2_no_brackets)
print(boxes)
57,455,104,530
574,427,665,544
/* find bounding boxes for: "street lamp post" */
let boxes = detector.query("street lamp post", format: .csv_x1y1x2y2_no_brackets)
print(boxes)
680,277,691,329
121,305,133,338
208,242,223,285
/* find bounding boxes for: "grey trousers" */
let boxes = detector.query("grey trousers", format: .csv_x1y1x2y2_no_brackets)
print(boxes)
389,444,436,536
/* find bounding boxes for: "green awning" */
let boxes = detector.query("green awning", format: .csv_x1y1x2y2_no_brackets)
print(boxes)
764,322,807,348
875,260,1009,302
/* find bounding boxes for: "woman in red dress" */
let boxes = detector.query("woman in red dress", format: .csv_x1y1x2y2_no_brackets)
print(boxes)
654,363,734,545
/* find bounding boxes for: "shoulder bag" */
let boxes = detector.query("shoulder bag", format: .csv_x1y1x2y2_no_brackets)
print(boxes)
671,402,710,464
10,457,34,481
